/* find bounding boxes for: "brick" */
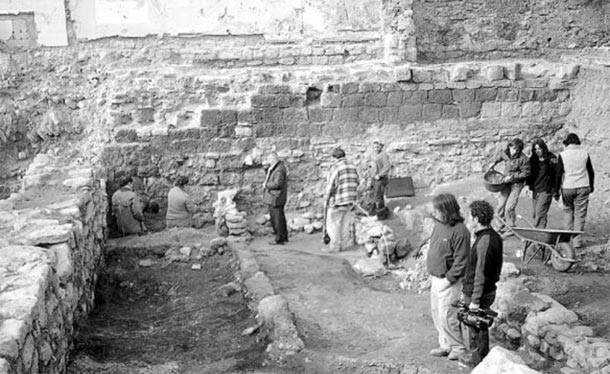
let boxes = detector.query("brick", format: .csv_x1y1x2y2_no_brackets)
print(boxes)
283,108,308,124
387,91,403,106
398,105,422,123
258,85,291,94
250,94,276,108
365,92,387,107
360,107,379,123
452,89,475,103
307,108,333,123
475,88,498,102
521,102,542,117
442,105,460,119
334,108,362,123
519,89,536,102
380,107,399,123
253,123,276,137
428,89,453,104
321,92,341,108
394,66,412,82
501,102,521,117
497,88,519,102
458,102,482,118
482,65,505,81
342,94,365,107
481,102,502,118
403,90,427,104
422,104,442,121
359,82,380,92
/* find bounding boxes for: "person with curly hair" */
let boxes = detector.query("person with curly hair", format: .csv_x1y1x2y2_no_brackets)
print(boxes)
526,138,558,229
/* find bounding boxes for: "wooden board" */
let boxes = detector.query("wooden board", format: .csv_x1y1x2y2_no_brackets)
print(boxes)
386,176,415,198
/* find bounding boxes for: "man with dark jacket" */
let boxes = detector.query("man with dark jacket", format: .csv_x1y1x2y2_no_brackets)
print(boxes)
112,176,146,236
263,152,288,245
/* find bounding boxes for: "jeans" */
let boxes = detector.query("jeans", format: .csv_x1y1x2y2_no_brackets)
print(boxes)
372,176,388,208
532,191,552,229
562,187,590,248
496,182,524,228
430,276,464,352
326,204,355,252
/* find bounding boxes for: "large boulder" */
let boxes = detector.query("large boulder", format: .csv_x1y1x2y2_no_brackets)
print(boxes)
472,346,541,374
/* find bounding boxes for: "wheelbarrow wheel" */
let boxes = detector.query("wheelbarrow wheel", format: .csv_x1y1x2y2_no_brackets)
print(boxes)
551,242,576,272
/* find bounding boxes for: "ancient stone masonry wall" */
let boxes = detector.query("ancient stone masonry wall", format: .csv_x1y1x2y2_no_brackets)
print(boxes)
0,154,107,374
412,0,610,62
102,60,578,228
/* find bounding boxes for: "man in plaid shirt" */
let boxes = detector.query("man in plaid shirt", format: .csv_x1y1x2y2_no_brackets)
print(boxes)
324,147,359,252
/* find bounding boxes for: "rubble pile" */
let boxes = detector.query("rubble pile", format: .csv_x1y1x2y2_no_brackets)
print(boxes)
398,242,431,293
287,212,324,234
576,241,610,272
213,189,251,240
355,216,397,260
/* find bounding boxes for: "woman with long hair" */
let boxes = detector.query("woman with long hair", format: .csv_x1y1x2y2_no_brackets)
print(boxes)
527,138,558,229
426,193,470,360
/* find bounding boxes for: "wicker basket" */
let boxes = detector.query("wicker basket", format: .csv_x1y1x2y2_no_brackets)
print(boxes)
483,170,507,192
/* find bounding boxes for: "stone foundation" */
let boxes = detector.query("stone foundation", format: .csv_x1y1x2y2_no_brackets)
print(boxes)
0,155,107,374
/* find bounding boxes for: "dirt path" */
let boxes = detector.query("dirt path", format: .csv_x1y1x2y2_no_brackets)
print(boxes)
248,236,469,374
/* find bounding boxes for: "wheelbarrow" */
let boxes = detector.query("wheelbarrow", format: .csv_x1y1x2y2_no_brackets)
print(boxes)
496,216,581,272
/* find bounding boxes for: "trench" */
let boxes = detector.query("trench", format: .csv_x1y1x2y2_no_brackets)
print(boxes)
66,238,275,374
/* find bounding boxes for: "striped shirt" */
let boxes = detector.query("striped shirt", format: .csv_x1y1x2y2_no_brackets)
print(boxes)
325,158,359,207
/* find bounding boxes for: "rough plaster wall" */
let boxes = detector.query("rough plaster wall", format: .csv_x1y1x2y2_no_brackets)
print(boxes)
412,0,610,62
70,0,382,41
0,0,68,46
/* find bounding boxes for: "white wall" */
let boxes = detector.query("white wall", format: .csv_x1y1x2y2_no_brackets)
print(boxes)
70,0,382,40
0,0,68,46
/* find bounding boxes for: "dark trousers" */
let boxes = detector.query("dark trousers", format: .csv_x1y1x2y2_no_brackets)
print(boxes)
373,176,388,208
269,205,288,243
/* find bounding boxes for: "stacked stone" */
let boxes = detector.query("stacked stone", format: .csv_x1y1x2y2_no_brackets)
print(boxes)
225,211,249,237
355,216,396,260
492,278,610,373
287,212,324,234
0,154,107,374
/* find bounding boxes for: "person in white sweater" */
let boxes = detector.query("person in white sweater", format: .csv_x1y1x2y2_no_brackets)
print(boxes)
166,176,196,228
555,133,595,249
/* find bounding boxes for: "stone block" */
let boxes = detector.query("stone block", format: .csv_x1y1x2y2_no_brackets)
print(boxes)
559,102,572,117
428,89,453,104
398,105,422,123
49,243,74,283
321,92,341,108
260,108,283,124
380,107,399,124
342,94,365,107
475,88,498,102
452,89,475,103
555,89,571,102
534,89,558,102
497,88,520,102
394,65,412,82
307,108,333,123
525,78,549,88
519,89,536,102
250,94,276,108
501,102,522,118
458,102,482,118
402,90,427,104
541,102,559,119
0,319,27,359
283,108,308,124
235,125,253,137
411,68,433,83
505,63,522,80
387,91,403,106
361,107,379,123
442,105,460,119
340,82,360,94
522,102,542,117
483,65,505,81
450,64,476,82
334,108,362,123
422,104,442,121
359,82,380,92
365,92,387,107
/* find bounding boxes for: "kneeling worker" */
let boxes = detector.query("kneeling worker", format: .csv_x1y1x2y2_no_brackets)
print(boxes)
460,200,503,366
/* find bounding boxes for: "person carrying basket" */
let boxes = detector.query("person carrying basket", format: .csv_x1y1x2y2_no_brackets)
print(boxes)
488,138,530,237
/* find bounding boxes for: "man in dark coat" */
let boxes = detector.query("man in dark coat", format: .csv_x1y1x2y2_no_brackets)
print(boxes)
263,152,288,245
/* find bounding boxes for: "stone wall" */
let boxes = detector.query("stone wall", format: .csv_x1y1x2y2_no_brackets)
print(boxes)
0,154,107,373
412,0,610,62
101,60,578,229
493,278,610,373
